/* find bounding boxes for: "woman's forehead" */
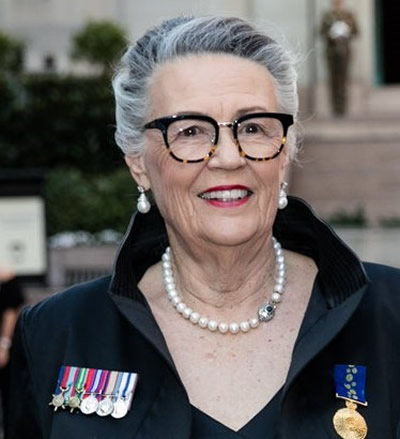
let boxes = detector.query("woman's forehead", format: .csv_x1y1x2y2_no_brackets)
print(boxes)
147,54,278,118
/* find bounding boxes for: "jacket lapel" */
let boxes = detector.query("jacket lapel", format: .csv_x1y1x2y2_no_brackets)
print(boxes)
108,293,192,439
280,286,367,439
284,286,367,398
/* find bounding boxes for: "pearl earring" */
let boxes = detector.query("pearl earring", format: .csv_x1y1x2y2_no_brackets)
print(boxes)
278,182,288,210
137,186,151,214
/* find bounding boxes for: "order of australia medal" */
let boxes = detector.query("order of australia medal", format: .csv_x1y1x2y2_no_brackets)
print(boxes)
332,365,368,439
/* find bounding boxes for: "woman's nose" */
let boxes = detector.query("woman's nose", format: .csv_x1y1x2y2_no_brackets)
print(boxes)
207,127,246,170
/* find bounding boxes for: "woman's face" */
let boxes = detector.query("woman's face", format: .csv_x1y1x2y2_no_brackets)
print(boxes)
126,54,290,249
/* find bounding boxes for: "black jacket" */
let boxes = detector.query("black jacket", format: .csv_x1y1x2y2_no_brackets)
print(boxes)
7,197,400,438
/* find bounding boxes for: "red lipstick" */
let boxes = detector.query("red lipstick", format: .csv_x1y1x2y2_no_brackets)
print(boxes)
199,185,252,208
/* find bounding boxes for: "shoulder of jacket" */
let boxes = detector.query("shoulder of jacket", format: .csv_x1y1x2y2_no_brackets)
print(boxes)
21,275,112,329
362,261,400,303
363,261,400,279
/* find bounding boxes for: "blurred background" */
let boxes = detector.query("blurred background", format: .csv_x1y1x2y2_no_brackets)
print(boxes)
0,0,399,305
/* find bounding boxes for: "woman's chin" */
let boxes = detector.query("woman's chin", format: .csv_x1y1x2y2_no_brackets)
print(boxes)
198,222,262,248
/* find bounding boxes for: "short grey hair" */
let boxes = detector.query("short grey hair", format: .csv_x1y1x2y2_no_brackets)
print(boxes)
112,16,300,159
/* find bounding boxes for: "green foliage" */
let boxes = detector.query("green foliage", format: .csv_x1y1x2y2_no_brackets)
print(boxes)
70,21,127,75
0,43,136,235
0,31,24,73
328,206,367,227
0,75,122,173
45,167,137,235
378,216,400,228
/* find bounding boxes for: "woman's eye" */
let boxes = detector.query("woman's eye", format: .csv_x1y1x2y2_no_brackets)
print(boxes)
179,126,201,137
240,123,265,135
244,124,260,134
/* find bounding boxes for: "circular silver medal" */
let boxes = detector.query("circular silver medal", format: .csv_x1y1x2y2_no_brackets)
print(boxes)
96,397,114,417
111,398,128,419
80,395,99,415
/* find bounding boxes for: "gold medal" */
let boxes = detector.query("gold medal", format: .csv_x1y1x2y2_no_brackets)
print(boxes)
333,400,368,439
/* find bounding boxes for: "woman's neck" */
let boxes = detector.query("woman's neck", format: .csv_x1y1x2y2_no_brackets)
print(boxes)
165,232,278,320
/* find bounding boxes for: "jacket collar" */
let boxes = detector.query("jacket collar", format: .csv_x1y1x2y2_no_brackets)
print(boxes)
110,196,369,308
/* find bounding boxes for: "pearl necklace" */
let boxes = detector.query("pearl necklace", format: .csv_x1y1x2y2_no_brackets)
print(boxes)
161,237,286,335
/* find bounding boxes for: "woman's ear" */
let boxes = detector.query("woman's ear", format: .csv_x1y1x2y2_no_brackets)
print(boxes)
125,154,151,189
279,144,290,181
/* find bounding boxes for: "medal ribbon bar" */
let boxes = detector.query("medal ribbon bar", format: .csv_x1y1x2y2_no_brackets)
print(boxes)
49,365,138,419
334,364,367,405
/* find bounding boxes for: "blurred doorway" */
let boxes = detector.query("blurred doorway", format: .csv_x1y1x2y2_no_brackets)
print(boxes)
375,1,400,84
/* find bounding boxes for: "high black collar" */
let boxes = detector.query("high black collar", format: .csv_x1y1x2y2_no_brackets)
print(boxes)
110,196,368,308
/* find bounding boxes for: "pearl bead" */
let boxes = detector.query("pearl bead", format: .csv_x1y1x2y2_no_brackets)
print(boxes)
176,302,186,313
190,312,200,324
163,268,172,277
207,320,218,331
272,292,281,302
198,317,208,328
240,321,250,332
171,296,181,306
182,308,192,319
275,284,284,294
141,202,150,211
168,292,178,300
278,196,288,209
138,198,151,213
249,318,260,328
229,323,239,334
164,275,174,284
277,269,285,278
165,284,175,293
218,323,228,334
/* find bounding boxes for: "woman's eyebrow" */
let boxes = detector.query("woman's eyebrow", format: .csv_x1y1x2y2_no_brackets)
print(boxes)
236,106,269,117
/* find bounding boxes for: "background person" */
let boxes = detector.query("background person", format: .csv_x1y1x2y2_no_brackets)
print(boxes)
0,265,24,434
7,15,400,439
320,0,359,115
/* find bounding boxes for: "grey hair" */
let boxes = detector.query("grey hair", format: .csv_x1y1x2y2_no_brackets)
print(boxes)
112,16,300,159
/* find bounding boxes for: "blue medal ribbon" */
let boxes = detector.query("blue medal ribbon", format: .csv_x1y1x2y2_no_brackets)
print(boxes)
113,371,124,400
121,372,131,400
334,364,367,405
54,365,66,395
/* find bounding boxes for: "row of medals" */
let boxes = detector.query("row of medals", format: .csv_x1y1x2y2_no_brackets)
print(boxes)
50,390,129,418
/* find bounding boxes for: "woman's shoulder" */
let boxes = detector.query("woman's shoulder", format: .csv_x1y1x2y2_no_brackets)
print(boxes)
20,275,113,331
363,261,400,283
361,261,400,308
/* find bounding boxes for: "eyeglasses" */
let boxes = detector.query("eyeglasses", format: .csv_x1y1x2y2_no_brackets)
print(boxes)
143,112,294,163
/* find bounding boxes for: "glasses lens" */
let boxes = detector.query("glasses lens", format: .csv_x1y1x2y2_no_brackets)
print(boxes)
167,119,215,161
237,117,284,159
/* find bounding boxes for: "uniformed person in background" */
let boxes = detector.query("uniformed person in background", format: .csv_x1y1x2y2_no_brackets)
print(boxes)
320,0,359,116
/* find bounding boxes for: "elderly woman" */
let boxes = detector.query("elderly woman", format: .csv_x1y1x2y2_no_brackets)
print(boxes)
8,16,400,439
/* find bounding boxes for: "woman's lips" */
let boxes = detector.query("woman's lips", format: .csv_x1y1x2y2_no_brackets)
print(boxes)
198,185,252,207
